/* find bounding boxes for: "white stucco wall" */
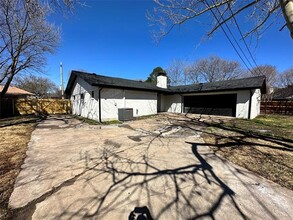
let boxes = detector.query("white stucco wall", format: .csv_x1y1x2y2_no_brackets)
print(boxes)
70,77,100,121
70,77,158,121
235,90,250,119
125,90,157,117
161,94,182,113
235,89,261,119
101,88,157,121
157,75,167,88
251,89,261,119
99,88,123,121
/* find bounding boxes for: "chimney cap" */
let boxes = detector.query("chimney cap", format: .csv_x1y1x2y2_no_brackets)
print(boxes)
157,72,167,77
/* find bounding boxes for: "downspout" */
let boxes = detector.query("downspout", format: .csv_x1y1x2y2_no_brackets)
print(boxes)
98,87,103,123
248,89,253,119
123,90,126,108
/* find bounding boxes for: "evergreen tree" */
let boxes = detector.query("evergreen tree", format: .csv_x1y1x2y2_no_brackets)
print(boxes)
145,67,166,84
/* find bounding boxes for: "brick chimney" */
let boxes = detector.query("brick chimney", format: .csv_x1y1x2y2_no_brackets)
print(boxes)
156,72,167,89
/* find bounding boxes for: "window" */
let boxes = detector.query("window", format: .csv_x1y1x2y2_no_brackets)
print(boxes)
80,94,84,100
91,91,95,98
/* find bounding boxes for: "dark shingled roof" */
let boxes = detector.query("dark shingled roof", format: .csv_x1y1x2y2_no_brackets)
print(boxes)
65,70,266,95
65,70,169,94
169,76,266,94
272,85,293,100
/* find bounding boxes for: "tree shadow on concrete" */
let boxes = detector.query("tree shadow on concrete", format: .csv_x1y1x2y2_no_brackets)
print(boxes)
62,143,246,219
10,141,249,219
169,113,293,189
62,140,253,219
9,114,287,219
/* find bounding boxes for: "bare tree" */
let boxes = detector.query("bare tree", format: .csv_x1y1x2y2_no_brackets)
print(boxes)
148,1,293,41
166,59,189,86
15,75,59,98
187,55,243,83
250,65,277,88
0,0,60,98
277,67,293,87
0,0,78,98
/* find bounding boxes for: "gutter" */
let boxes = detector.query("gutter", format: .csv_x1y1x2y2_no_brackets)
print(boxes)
98,87,103,123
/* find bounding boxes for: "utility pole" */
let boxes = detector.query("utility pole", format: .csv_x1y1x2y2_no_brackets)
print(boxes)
60,62,64,99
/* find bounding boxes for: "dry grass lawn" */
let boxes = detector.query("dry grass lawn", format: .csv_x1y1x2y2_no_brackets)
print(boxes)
202,114,293,190
0,116,39,219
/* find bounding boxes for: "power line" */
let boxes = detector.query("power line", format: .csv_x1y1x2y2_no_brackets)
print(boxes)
227,3,263,75
204,0,253,73
214,1,255,71
209,0,255,71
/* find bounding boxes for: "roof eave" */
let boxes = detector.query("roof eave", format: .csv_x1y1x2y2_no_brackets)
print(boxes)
170,86,265,94
91,83,169,93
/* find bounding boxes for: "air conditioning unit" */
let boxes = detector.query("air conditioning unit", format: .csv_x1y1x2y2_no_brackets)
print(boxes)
118,108,133,121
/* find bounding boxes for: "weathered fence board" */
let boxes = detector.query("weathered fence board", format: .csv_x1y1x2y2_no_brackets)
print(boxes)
261,101,293,115
16,98,71,115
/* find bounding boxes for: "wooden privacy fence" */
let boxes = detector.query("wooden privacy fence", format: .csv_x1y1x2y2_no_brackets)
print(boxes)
261,100,293,115
16,98,71,115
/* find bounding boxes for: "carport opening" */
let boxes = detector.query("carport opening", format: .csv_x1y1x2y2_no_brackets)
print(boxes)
184,94,237,117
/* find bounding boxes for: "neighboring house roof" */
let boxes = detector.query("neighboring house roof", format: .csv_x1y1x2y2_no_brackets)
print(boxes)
65,70,266,95
272,85,293,100
0,85,33,97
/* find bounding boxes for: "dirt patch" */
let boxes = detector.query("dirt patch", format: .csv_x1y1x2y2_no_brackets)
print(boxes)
0,116,39,219
201,115,293,190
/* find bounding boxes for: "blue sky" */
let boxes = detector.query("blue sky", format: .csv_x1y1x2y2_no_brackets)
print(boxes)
46,0,293,87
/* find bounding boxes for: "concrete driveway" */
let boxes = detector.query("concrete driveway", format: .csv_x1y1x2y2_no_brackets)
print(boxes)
9,114,293,219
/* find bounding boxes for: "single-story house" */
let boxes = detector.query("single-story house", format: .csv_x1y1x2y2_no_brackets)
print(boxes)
65,70,266,121
272,85,293,101
0,85,34,118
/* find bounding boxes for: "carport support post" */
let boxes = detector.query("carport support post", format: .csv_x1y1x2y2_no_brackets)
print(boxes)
98,88,103,123
248,89,252,119
180,95,184,113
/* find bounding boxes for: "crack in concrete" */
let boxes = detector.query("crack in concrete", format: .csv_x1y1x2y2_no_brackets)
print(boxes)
9,168,92,220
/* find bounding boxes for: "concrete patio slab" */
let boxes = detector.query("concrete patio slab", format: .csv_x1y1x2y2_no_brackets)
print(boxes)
9,114,293,219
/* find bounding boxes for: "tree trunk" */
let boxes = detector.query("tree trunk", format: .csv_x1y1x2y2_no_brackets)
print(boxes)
0,74,14,98
280,0,293,38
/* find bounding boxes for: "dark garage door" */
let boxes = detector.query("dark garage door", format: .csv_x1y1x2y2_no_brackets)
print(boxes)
184,94,237,117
